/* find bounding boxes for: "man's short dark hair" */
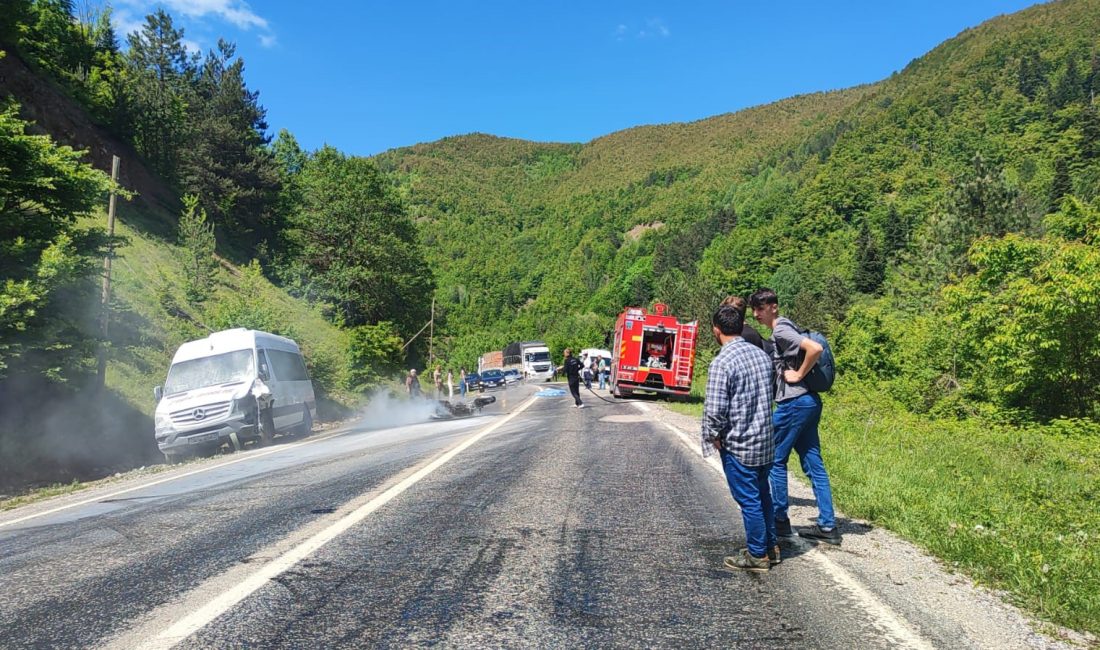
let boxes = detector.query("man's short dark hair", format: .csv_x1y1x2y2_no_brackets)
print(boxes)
748,288,779,309
712,304,745,336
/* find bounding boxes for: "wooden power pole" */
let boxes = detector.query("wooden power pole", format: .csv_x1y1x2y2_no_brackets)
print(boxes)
429,297,435,368
96,155,121,389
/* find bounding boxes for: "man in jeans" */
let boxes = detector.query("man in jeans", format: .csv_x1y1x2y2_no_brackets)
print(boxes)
702,303,779,571
749,288,841,545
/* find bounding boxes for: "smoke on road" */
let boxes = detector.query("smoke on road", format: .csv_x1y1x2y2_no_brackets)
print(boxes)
355,389,444,430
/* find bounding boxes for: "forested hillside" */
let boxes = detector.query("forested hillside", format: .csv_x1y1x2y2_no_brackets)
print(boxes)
379,0,1100,423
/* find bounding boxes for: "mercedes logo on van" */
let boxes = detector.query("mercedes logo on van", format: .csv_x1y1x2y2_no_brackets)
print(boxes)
193,408,206,420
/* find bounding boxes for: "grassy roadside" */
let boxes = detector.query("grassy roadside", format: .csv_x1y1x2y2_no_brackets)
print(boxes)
664,384,1100,636
0,463,180,511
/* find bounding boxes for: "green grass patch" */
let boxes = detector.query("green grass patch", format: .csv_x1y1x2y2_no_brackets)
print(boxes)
0,480,85,511
824,384,1100,634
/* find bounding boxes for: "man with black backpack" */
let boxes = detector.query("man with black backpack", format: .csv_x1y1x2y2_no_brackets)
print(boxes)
749,288,841,545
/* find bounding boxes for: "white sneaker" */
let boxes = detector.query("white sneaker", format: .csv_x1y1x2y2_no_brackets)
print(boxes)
577,404,585,409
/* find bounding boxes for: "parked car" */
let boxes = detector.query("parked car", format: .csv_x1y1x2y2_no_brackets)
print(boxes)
503,369,522,384
463,372,482,392
480,368,506,390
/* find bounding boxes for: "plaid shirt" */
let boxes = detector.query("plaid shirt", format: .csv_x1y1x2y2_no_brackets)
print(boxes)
700,338,776,467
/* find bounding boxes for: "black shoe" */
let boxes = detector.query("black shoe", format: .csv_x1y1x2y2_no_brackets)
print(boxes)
775,517,795,538
798,524,842,545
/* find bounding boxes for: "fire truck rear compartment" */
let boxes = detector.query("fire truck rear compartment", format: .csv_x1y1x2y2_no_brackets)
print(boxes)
639,328,674,369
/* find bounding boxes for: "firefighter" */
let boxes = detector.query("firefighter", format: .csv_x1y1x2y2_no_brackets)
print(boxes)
558,348,585,408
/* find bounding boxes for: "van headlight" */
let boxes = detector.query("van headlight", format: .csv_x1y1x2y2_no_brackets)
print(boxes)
155,411,173,433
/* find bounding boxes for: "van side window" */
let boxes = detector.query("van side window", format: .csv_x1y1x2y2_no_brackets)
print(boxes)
257,349,272,381
268,349,310,381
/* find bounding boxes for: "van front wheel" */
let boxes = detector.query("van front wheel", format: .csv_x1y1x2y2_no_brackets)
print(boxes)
259,408,275,446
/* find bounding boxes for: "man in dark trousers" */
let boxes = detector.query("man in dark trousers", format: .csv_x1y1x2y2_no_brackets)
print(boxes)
558,348,585,408
702,302,778,571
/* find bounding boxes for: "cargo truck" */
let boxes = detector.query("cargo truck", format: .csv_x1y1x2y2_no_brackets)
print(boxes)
503,340,553,381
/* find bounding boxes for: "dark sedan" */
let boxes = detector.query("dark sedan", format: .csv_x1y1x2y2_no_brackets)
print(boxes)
479,369,506,390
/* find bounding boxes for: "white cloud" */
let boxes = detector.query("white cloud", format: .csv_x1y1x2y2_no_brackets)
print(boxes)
647,18,670,38
182,38,202,54
113,8,148,38
115,0,276,48
614,18,670,42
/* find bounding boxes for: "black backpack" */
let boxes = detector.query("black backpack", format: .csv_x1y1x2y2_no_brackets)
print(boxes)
800,329,835,393
777,319,836,393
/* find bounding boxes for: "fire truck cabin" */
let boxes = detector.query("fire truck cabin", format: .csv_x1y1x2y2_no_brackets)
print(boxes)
610,303,697,400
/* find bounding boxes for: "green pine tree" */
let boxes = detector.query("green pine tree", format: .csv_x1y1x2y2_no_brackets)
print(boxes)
179,39,280,244
854,222,885,294
178,194,218,303
125,9,196,180
1049,157,1072,213
883,204,909,257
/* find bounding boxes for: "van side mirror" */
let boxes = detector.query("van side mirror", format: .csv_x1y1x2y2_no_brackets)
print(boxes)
154,386,163,401
258,363,270,381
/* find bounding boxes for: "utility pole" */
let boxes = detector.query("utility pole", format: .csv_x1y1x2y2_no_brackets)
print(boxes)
97,155,121,389
429,297,435,368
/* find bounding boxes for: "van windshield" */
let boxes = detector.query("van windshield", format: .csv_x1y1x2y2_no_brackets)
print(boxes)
164,349,254,395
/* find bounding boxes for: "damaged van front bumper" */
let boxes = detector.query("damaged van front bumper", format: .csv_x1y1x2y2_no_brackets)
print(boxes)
155,412,257,453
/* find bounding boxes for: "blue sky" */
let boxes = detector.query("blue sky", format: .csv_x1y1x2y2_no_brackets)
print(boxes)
112,1,1042,156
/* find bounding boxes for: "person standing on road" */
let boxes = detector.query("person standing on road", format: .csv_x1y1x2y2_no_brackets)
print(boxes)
721,295,771,354
749,287,841,545
702,302,778,572
406,369,421,398
446,369,454,399
598,356,610,390
558,348,584,408
581,352,593,390
459,367,468,397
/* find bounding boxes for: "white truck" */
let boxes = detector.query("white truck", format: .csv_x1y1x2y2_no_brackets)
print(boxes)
503,340,553,381
152,329,316,462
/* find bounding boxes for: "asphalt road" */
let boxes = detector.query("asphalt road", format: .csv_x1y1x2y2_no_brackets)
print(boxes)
0,384,1033,649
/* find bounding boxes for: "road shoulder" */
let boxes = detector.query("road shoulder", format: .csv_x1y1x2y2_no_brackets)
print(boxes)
645,400,1093,649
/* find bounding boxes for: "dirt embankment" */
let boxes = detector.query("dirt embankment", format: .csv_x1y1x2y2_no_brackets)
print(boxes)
0,48,177,220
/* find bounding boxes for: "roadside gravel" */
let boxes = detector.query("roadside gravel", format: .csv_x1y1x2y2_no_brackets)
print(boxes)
645,401,1095,649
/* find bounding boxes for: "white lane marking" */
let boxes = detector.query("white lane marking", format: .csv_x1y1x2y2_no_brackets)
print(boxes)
659,417,935,650
0,414,483,530
147,396,537,649
0,426,361,529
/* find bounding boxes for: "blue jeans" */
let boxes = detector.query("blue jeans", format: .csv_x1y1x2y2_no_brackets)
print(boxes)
598,371,608,389
460,381,466,397
770,393,836,529
720,450,777,558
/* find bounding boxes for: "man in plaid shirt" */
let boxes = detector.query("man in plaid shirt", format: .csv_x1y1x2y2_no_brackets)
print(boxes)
701,303,778,572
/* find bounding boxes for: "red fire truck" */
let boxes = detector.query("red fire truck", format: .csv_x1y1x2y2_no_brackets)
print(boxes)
609,303,698,400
